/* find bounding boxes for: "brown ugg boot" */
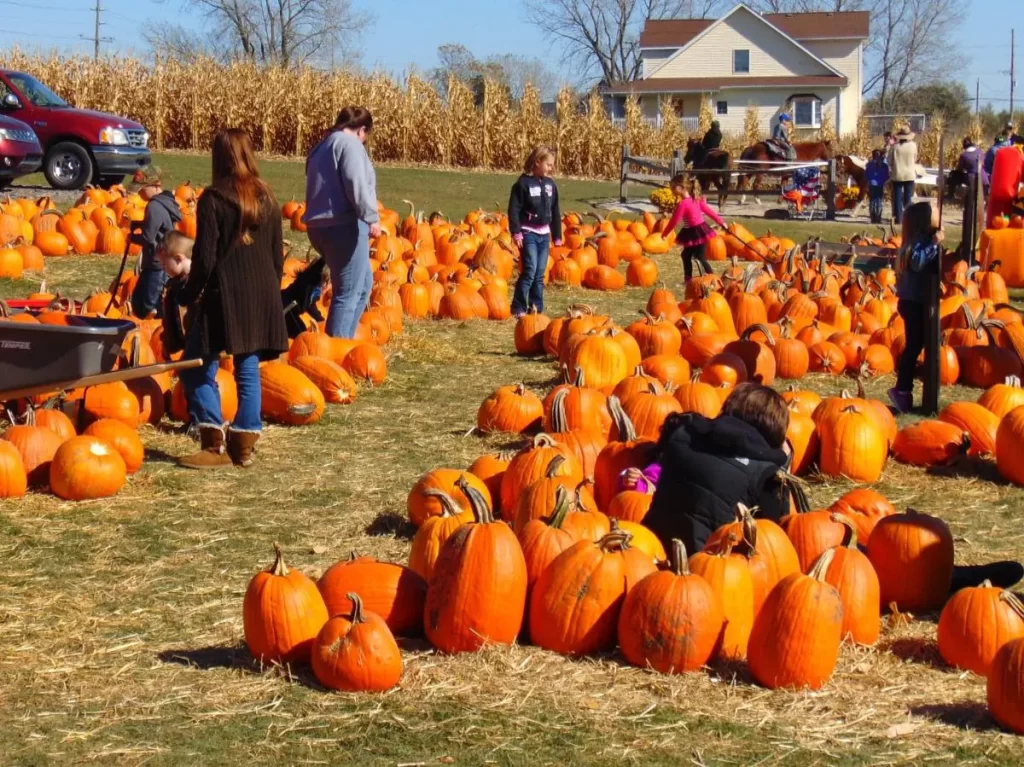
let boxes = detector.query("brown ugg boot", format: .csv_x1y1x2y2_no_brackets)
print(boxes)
178,426,232,470
227,429,260,468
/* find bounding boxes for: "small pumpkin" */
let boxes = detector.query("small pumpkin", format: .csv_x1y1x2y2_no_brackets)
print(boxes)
83,418,144,474
319,554,427,637
0,440,27,499
811,514,881,646
688,534,754,661
311,592,402,692
938,581,1024,676
243,543,329,664
988,637,1024,734
477,383,544,434
867,509,954,613
408,490,473,582
48,436,127,500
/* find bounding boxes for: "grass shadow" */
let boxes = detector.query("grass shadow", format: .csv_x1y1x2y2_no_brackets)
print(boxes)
927,457,1007,484
143,448,182,465
880,637,947,669
366,511,415,540
909,701,1001,732
158,644,250,671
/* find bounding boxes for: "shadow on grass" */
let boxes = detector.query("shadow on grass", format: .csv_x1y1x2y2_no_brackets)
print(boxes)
880,637,946,668
144,448,182,465
909,701,1001,732
927,457,1007,484
366,511,415,540
158,644,250,671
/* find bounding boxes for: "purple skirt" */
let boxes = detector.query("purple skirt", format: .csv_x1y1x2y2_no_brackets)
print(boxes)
676,222,716,249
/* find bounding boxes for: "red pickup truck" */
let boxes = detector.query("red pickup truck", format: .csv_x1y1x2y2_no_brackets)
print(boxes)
0,113,43,189
0,69,151,191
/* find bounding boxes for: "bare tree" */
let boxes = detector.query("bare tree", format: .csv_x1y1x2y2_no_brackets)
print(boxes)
162,0,372,67
430,44,558,102
486,54,559,100
144,23,233,62
522,0,722,84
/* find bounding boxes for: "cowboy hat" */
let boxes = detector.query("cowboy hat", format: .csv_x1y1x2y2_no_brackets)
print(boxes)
895,127,915,140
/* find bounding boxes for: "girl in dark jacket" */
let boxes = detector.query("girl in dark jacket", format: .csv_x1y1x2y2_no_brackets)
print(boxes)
640,383,793,554
177,128,288,470
508,145,562,316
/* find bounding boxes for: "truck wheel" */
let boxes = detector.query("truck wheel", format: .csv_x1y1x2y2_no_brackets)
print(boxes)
97,175,126,189
43,142,94,190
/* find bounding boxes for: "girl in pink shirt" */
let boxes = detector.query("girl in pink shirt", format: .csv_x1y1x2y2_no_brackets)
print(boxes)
663,175,727,280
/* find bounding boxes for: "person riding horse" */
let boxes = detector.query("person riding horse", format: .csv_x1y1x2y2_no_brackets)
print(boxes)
768,113,795,161
687,121,723,168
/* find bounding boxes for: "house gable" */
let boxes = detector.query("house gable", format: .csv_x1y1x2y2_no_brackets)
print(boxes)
647,4,842,81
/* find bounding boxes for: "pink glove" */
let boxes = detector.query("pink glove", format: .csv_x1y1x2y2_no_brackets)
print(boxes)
513,233,523,247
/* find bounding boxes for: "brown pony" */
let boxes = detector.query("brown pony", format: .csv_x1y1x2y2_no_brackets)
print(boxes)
683,138,732,208
837,154,868,210
736,140,833,203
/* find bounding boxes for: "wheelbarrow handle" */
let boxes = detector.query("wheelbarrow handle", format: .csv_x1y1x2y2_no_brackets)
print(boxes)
0,358,204,403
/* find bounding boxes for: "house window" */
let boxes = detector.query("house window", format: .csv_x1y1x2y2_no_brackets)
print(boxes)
716,101,728,115
792,97,821,128
733,50,750,74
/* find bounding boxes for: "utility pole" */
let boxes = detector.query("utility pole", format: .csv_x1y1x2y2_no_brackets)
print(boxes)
976,78,980,115
1011,29,1016,119
80,0,112,60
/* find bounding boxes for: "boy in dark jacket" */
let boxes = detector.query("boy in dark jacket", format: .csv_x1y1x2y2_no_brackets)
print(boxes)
643,383,792,555
865,149,890,224
508,145,562,316
130,168,183,319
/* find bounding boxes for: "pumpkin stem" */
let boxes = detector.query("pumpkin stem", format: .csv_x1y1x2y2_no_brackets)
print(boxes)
457,475,494,524
269,543,289,577
777,470,810,514
809,548,836,581
547,486,572,529
544,454,567,478
607,395,638,443
422,488,460,518
669,538,689,576
597,525,633,552
830,512,858,549
1000,590,1024,622
346,592,366,625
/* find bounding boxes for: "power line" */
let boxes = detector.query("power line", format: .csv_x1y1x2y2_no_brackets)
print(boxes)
0,27,83,41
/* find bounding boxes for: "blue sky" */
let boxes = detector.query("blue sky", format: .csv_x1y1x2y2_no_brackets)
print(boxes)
0,0,1016,109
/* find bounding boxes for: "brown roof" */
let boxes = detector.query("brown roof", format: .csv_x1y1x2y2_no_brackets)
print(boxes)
605,75,848,94
639,10,869,49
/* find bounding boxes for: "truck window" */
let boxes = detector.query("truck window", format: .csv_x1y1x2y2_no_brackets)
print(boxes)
8,74,68,108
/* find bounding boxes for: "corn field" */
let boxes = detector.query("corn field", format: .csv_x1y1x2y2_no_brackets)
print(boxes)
0,52,959,178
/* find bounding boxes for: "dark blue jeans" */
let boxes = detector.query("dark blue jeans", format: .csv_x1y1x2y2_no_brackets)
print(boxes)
308,221,372,339
131,267,168,319
868,187,885,224
512,231,550,315
891,180,915,223
181,326,262,431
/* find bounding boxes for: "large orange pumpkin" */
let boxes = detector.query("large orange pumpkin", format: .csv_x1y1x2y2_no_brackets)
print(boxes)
49,436,126,500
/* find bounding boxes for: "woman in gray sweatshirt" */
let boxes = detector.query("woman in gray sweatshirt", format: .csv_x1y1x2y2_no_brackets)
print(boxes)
303,106,381,338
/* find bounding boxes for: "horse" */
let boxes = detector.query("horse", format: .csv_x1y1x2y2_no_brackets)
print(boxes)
683,138,732,208
837,154,868,214
735,141,833,204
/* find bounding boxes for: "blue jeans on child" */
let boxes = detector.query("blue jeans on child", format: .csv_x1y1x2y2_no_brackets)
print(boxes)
181,328,262,431
308,221,372,339
868,187,885,224
512,231,550,315
131,267,168,319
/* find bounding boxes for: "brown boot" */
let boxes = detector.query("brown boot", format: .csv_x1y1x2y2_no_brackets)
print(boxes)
227,429,260,468
178,426,232,470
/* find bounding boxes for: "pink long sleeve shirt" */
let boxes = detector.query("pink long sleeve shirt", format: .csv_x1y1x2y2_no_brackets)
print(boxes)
665,197,726,233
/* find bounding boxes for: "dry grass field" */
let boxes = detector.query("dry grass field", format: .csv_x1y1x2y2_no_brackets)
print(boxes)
1,154,1021,766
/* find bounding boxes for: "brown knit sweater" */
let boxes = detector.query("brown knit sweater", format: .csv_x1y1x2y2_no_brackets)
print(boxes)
178,187,288,358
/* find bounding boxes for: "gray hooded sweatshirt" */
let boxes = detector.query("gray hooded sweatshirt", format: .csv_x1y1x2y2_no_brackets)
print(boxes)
303,130,380,229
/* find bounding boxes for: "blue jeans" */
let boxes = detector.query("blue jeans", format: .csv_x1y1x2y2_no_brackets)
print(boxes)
868,187,885,224
181,329,262,431
131,267,167,319
891,180,915,223
512,231,549,315
308,221,372,338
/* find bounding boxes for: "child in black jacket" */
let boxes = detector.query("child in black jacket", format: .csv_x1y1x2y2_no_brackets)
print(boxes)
130,169,183,318
508,146,562,316
642,384,792,555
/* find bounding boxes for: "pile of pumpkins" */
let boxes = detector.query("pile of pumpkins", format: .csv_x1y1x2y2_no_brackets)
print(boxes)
242,450,1024,736
501,245,1024,487
0,182,203,281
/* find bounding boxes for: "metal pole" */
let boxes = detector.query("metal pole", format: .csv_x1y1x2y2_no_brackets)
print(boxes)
620,144,630,203
825,158,837,220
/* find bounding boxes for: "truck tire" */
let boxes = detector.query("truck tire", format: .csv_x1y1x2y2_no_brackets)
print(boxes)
43,142,94,190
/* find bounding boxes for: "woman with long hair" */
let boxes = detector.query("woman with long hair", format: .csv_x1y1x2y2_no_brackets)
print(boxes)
177,128,288,469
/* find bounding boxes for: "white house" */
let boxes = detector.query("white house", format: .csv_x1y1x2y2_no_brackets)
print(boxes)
605,5,869,137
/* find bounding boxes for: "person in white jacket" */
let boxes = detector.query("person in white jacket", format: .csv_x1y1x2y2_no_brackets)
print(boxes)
304,106,381,339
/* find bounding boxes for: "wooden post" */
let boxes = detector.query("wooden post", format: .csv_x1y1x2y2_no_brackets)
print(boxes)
671,148,682,177
922,134,945,416
620,144,630,203
825,158,837,220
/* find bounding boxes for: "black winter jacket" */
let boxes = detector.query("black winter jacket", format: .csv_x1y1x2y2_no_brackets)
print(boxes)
508,174,562,241
702,127,722,151
644,414,791,555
